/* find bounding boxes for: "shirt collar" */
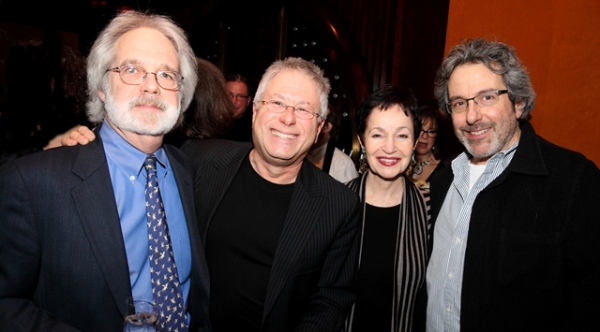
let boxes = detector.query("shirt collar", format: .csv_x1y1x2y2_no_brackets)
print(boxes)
99,120,168,177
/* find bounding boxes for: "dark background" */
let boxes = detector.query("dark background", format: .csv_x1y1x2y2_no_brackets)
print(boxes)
0,0,462,161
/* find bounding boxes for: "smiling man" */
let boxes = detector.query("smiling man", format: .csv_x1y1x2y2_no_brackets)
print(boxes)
0,11,210,331
426,38,600,331
181,57,361,331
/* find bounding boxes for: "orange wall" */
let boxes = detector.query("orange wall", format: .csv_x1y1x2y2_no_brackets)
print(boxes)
445,0,600,166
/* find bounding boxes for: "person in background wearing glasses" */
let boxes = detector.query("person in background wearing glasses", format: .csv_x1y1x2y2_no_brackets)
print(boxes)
0,10,211,331
180,57,361,331
222,73,254,142
407,105,445,189
426,38,600,331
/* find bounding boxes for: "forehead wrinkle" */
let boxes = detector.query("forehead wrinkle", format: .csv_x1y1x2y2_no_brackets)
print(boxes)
266,92,314,106
117,59,179,72
369,125,412,133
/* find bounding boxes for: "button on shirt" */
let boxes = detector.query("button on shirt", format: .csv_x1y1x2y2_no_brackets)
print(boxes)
99,121,192,306
426,143,517,332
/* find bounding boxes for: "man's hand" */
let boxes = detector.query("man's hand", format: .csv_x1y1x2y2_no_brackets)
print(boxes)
58,125,96,147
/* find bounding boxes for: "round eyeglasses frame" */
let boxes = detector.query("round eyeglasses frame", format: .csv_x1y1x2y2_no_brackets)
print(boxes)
105,65,183,91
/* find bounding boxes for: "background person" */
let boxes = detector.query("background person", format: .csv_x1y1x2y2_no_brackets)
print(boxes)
344,84,430,332
407,105,444,189
307,104,358,183
427,38,600,331
0,10,211,331
222,73,253,141
166,57,235,146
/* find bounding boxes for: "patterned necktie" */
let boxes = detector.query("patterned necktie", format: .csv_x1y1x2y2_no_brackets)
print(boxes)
144,155,189,332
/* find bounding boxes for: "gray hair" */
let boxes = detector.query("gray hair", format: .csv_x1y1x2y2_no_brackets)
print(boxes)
434,38,536,119
254,57,330,122
86,10,198,124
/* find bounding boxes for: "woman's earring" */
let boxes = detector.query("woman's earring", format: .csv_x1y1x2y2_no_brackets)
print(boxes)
359,146,368,174
405,153,415,176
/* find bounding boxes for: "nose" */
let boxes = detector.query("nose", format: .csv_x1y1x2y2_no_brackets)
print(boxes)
465,100,482,125
382,136,396,153
140,72,160,94
280,106,297,125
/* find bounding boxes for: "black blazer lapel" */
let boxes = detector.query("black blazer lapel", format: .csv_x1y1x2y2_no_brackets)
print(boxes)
262,162,324,319
199,143,252,242
70,138,131,317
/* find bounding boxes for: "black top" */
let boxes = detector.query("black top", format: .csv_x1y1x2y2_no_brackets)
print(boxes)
206,154,294,331
352,203,401,331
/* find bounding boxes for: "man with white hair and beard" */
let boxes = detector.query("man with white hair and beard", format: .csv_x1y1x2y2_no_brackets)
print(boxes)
0,10,211,331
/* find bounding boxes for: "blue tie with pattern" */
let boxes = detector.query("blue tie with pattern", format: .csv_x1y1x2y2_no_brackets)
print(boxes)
144,155,189,332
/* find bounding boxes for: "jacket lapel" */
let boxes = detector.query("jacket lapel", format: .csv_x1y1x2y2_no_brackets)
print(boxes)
262,162,324,319
200,143,252,242
70,137,131,318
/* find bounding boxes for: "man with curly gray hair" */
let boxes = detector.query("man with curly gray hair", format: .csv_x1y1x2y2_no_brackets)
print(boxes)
0,10,210,331
426,38,600,331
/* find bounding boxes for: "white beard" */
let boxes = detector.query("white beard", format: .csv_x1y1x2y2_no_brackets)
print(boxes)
104,93,181,136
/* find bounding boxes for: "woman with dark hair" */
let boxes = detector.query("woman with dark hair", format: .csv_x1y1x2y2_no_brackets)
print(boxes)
407,105,445,188
165,57,234,146
345,84,430,332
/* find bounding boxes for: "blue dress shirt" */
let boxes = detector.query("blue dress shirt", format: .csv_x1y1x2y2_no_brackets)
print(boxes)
99,121,192,307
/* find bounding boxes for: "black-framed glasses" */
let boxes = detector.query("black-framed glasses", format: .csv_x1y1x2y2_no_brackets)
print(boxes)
255,100,321,120
420,129,438,137
446,89,508,114
106,65,183,91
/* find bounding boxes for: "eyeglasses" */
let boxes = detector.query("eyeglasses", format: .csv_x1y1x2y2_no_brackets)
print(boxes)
446,89,508,114
229,92,249,101
255,100,321,120
420,129,438,137
106,65,183,91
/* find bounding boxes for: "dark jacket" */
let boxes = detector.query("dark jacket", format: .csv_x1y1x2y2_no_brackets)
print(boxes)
0,132,211,331
181,138,361,332
429,120,600,331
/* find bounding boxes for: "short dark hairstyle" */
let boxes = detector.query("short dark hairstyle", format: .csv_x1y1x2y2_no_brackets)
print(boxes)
357,84,421,144
225,73,252,95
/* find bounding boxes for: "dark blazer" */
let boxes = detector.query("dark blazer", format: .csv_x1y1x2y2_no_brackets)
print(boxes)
0,132,211,331
429,121,600,331
181,138,361,332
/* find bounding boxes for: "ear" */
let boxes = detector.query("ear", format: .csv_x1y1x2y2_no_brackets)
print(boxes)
515,101,525,119
322,121,333,134
251,102,257,128
357,134,364,149
246,96,252,107
314,119,326,143
98,90,106,102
